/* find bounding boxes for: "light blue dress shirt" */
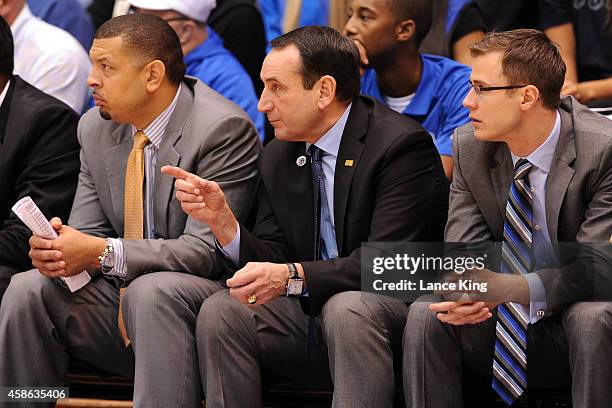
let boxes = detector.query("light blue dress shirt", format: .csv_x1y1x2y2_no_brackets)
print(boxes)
512,110,561,323
221,104,353,265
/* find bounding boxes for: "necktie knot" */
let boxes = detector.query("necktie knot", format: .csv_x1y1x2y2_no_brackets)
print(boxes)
514,158,532,181
309,145,323,163
133,130,150,150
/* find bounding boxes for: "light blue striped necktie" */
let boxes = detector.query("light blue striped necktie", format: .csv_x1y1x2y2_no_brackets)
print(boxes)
493,158,533,406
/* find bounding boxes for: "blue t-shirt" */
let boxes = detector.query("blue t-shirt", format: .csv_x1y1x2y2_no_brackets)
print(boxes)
361,54,471,156
185,28,265,141
259,0,328,46
28,0,94,51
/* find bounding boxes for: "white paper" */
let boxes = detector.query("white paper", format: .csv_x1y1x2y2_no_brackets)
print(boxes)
12,196,91,292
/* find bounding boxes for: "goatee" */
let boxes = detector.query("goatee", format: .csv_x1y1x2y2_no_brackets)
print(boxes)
99,109,112,120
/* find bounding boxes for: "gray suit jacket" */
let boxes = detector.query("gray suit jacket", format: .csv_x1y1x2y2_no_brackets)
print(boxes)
446,96,612,315
69,77,261,282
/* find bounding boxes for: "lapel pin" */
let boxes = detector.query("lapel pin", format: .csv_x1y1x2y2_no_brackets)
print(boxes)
296,155,307,167
344,160,354,167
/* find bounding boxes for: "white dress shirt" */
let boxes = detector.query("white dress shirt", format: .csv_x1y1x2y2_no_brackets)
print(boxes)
11,4,91,113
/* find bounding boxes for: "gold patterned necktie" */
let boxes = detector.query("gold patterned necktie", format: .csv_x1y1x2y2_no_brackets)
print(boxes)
118,130,150,346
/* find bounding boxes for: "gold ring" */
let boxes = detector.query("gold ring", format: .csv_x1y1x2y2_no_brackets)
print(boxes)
247,293,257,304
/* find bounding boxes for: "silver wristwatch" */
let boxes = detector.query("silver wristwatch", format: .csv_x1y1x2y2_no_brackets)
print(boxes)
285,263,303,296
98,238,115,273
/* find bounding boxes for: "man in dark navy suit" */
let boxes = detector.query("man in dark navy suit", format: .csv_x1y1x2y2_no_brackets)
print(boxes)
164,26,449,408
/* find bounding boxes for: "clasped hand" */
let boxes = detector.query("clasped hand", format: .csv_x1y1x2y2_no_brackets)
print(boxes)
29,218,104,278
429,268,526,326
226,262,289,306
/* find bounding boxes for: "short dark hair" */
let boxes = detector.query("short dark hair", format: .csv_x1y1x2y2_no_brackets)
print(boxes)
0,16,14,77
270,26,360,102
469,29,566,109
95,13,185,86
390,0,433,47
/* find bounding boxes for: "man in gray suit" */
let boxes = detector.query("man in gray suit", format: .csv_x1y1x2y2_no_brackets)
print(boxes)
0,13,260,408
403,30,612,408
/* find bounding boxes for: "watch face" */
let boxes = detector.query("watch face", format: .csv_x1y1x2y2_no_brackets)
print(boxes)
102,251,115,269
287,279,303,296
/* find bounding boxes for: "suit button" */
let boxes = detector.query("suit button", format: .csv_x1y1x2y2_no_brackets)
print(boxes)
537,309,545,318
534,224,541,231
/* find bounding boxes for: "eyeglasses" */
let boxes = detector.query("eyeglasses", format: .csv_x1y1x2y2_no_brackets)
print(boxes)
468,81,528,96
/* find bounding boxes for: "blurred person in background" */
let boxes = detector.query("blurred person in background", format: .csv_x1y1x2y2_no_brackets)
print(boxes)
260,0,351,46
130,0,265,141
344,0,471,180
208,0,266,96
27,0,95,50
540,0,612,105
419,0,486,67
0,0,91,112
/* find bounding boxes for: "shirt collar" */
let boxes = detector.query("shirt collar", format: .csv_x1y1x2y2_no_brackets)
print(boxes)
511,110,561,174
10,3,34,39
366,54,437,116
305,103,352,157
0,80,11,108
131,83,182,148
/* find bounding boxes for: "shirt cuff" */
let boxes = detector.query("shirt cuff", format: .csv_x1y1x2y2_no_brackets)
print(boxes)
216,227,240,266
101,238,127,280
524,272,547,324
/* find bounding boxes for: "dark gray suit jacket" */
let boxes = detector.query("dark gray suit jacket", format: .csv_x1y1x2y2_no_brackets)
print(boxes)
446,96,612,316
69,77,261,282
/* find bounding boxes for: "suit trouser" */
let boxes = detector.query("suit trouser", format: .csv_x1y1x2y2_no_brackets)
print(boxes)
403,294,612,408
197,290,408,408
0,269,223,408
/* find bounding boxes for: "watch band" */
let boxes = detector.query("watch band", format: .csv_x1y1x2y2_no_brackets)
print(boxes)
285,262,303,297
98,238,115,273
287,262,299,279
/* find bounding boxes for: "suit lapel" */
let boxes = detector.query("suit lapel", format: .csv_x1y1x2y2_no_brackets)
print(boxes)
105,125,133,233
490,143,513,237
334,101,366,254
153,84,191,237
545,108,576,242
285,143,315,260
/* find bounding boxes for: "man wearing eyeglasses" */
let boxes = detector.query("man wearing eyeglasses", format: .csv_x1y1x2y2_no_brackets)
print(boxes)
129,0,265,141
403,29,612,408
344,0,472,180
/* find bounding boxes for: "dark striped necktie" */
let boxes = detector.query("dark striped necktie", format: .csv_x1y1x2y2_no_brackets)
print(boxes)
493,158,533,406
311,145,323,261
306,145,324,363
